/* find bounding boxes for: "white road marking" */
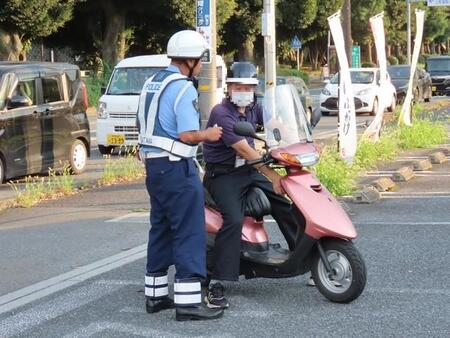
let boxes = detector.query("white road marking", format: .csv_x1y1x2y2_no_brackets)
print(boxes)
0,244,146,315
106,212,148,223
0,284,122,337
64,322,187,338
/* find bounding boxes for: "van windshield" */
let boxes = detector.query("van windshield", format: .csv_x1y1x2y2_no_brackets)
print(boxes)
427,59,450,72
107,67,164,95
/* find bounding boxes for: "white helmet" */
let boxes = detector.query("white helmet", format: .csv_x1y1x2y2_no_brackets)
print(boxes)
167,30,209,59
226,62,259,85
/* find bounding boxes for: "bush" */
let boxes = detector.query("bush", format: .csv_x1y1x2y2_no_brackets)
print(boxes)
399,120,447,149
398,55,407,64
277,65,310,84
387,56,399,65
361,62,376,68
84,62,113,108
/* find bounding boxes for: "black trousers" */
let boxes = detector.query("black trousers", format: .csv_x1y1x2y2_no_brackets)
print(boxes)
203,166,298,281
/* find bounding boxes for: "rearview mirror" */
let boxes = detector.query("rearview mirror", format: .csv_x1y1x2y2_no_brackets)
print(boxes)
7,95,31,109
101,87,106,95
233,121,258,138
323,79,330,84
310,107,322,129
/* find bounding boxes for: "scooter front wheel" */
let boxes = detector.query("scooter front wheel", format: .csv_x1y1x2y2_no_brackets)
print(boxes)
311,239,366,303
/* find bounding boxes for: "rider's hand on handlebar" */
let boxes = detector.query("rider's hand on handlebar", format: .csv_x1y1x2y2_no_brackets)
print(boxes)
271,173,285,195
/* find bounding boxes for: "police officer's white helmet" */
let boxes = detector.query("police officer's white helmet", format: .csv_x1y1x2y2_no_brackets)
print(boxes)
167,30,209,59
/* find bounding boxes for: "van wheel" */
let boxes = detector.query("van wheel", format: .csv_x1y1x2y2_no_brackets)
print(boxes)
0,158,5,183
69,140,87,175
98,145,115,155
370,98,378,116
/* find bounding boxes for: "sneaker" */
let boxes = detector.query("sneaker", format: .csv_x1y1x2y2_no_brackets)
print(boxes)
205,282,229,309
307,276,316,287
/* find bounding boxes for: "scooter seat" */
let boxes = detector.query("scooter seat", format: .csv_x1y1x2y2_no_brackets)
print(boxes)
204,187,271,219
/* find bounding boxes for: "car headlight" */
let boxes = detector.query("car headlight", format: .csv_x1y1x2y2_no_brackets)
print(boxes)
356,88,372,96
321,88,331,96
97,102,108,119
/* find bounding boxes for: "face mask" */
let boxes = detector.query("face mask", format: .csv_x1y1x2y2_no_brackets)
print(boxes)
231,91,254,107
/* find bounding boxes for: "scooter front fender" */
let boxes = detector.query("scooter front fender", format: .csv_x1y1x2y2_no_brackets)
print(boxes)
282,172,357,240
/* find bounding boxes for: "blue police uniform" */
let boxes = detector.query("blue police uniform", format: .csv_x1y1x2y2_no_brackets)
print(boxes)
138,65,205,308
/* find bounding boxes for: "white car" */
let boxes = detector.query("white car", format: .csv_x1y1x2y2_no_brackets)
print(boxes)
320,68,397,116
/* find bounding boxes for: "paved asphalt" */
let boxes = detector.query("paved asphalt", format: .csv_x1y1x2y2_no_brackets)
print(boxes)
0,146,449,337
0,94,449,337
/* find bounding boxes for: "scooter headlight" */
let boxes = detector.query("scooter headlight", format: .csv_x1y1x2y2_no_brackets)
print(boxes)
279,152,320,167
296,152,320,167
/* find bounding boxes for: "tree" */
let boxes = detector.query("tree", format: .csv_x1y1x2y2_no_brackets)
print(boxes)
220,0,263,61
0,0,78,60
351,0,386,63
385,0,407,58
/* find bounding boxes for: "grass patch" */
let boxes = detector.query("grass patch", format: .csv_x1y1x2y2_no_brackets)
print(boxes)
313,147,360,196
398,120,447,149
9,165,75,208
100,153,145,185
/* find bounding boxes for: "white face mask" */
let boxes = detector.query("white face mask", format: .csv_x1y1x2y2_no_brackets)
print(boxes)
231,91,254,107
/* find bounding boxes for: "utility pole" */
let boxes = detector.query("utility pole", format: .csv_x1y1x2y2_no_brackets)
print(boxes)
197,0,217,127
407,0,411,64
342,0,352,67
262,0,276,134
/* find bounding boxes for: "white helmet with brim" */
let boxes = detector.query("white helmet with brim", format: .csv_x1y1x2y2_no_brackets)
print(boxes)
167,30,209,59
226,77,259,85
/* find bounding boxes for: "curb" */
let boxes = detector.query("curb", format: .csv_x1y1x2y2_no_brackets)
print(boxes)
351,145,449,204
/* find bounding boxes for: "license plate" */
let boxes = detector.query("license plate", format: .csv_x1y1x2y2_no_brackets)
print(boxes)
107,134,125,145
432,86,437,92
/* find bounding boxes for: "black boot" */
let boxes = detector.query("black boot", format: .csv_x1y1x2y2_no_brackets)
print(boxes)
145,271,172,314
146,296,175,313
176,304,223,321
174,278,224,321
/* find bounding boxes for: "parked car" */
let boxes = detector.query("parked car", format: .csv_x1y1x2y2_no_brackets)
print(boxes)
426,55,450,96
319,68,397,116
387,65,432,103
0,62,90,183
96,55,227,155
257,76,313,124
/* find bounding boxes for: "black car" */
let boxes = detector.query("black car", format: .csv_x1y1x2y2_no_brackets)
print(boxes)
387,65,432,103
426,55,450,96
0,62,90,182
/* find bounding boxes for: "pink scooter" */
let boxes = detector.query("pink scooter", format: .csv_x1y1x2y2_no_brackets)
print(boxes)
204,120,367,303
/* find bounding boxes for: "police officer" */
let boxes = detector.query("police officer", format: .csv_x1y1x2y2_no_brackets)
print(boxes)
202,62,298,309
137,30,223,321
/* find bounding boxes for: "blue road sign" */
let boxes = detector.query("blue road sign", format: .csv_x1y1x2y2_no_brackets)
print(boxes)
291,35,302,49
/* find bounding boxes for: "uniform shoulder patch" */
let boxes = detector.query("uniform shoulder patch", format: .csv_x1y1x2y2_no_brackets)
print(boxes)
192,99,200,113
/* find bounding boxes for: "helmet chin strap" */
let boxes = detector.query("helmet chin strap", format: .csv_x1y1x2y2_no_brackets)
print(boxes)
184,59,201,79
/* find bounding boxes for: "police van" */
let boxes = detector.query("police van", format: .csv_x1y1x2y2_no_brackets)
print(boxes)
96,55,226,154
0,62,90,182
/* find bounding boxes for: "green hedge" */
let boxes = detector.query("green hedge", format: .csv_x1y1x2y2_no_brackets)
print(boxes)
277,65,310,84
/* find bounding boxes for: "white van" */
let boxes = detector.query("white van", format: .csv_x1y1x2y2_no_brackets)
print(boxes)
96,55,226,154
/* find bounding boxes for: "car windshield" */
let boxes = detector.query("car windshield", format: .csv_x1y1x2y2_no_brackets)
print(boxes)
427,59,450,72
387,66,410,79
107,67,164,95
330,71,375,84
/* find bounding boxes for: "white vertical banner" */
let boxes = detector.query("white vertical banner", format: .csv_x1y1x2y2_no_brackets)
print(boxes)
363,12,387,141
399,9,425,126
328,12,357,164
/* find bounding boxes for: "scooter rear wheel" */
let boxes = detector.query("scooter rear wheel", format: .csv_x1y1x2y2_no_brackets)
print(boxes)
311,239,366,303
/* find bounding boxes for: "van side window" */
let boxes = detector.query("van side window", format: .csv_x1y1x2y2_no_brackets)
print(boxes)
11,80,36,106
42,76,62,103
216,66,223,89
